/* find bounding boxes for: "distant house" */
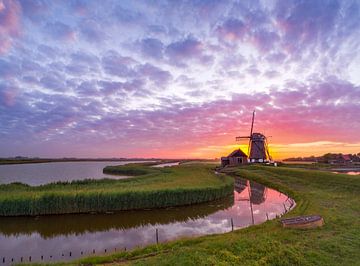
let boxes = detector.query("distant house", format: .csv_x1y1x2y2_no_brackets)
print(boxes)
221,149,248,167
329,154,352,164
341,154,352,163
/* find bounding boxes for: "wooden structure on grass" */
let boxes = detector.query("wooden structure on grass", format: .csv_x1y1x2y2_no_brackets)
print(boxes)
281,215,324,229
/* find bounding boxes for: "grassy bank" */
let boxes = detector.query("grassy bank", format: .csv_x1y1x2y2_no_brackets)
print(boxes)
67,165,360,266
0,163,233,216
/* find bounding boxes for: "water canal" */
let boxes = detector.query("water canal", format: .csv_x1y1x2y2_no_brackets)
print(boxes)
0,162,295,265
0,162,295,264
331,168,360,175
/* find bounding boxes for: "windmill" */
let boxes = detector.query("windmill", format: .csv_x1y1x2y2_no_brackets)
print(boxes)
236,110,272,163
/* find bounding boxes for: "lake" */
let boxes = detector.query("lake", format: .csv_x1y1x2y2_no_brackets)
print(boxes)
0,161,151,185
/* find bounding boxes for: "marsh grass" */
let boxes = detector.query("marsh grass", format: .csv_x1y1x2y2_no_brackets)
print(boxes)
0,163,233,216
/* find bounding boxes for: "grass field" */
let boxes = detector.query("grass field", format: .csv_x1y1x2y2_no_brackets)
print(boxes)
62,164,360,266
0,163,233,216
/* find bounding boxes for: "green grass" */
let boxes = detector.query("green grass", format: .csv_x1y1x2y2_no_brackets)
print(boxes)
59,165,360,266
0,163,233,216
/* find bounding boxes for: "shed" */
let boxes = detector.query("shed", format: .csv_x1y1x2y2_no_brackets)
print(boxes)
221,149,248,167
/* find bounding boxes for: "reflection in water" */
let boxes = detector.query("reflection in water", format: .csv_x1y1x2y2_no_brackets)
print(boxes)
0,178,295,265
0,197,234,238
332,171,360,175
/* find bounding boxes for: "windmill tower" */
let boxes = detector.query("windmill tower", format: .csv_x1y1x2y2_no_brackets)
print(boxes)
236,111,272,163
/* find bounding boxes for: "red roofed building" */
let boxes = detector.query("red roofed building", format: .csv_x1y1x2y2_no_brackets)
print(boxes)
341,154,352,163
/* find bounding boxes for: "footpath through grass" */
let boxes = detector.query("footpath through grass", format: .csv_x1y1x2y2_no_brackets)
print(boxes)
0,163,233,216
67,165,360,266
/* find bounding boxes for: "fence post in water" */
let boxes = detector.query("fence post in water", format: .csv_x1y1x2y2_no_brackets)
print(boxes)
231,218,234,231
93,249,95,254
29,256,31,262
41,255,43,260
21,257,23,262
2,257,4,263
156,228,159,244
266,213,269,221
69,251,72,257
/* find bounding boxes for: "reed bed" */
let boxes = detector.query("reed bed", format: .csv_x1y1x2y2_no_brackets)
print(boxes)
0,163,233,216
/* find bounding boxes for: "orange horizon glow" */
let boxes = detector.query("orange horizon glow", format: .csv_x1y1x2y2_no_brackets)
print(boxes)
185,141,360,160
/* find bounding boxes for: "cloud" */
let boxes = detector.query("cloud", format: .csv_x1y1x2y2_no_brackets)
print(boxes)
166,37,203,59
0,58,20,78
0,0,359,158
0,0,21,54
19,0,49,21
139,38,164,59
165,37,213,66
216,18,247,42
79,19,106,43
113,6,143,24
39,72,67,91
0,83,18,107
137,63,172,85
101,50,137,77
45,21,76,41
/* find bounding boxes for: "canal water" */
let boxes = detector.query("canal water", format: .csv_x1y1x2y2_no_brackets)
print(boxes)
0,179,294,265
331,168,360,175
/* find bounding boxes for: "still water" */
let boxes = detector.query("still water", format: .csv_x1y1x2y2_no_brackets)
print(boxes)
0,178,295,264
152,162,180,168
0,161,152,185
331,168,360,175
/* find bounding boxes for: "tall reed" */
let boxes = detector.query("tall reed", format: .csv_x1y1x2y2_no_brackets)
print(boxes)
0,164,233,216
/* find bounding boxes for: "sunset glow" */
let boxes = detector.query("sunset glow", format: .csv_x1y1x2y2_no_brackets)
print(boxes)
0,0,359,159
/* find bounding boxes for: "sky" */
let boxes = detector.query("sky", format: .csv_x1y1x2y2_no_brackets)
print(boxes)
0,0,359,159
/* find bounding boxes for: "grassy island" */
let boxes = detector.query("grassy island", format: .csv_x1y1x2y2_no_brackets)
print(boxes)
0,163,233,216
67,165,360,266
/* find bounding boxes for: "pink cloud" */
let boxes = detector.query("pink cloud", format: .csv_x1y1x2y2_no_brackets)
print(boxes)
0,85,18,107
0,0,21,54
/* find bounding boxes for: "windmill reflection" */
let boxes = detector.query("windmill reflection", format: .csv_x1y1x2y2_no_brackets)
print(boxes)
234,178,267,205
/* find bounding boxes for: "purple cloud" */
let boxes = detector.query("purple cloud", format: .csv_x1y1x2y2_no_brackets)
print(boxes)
79,19,106,43
0,59,20,78
101,51,137,77
139,38,164,59
45,21,76,41
137,63,172,85
166,37,203,59
216,18,247,42
0,0,359,158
